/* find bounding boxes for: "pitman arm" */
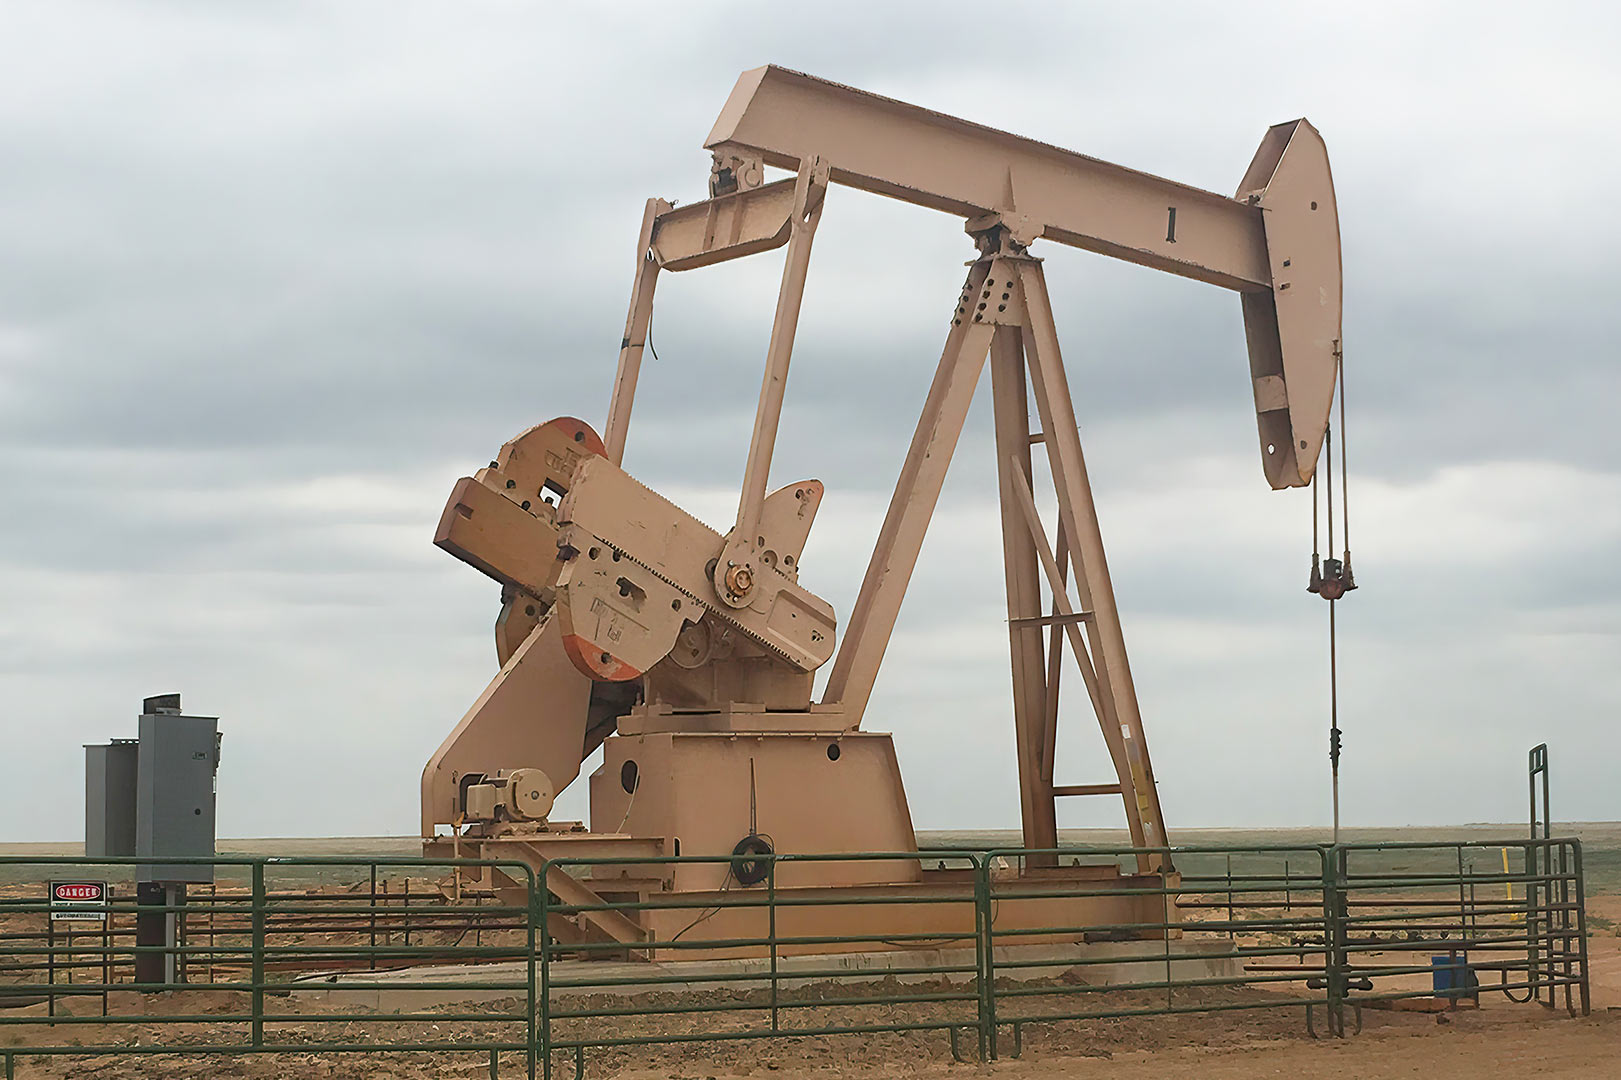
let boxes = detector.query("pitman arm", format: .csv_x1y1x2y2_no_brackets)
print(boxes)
420,416,607,835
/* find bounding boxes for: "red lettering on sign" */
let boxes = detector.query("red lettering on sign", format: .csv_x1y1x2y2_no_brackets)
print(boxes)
54,884,104,901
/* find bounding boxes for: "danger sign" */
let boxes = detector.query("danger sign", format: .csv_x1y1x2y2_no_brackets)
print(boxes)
50,881,109,921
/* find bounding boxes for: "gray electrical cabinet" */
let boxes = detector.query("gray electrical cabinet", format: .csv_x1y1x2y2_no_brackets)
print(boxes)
85,694,223,983
85,739,139,858
85,694,221,884
136,706,220,883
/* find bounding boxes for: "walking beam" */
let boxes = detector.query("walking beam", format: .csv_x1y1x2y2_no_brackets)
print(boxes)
707,65,1270,290
638,66,1343,490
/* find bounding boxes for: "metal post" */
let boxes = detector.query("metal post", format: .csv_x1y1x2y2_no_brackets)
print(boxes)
46,901,55,1022
1321,847,1344,1037
1524,841,1542,1005
174,883,187,986
1528,743,1550,840
206,882,216,985
1456,847,1467,943
539,866,552,1080
369,864,378,972
102,885,111,1016
523,866,537,1080
767,857,779,1034
250,862,265,1048
1466,860,1477,942
1572,841,1591,1016
1529,743,1551,1004
1226,854,1235,942
1529,748,1538,838
976,856,996,1060
1161,859,1173,1011
1558,838,1573,1014
133,880,166,985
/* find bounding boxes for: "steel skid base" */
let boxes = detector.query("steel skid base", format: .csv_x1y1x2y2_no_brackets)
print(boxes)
425,830,1178,963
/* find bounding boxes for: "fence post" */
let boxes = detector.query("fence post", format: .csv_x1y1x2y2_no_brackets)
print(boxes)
526,864,539,1080
1558,837,1573,1014
1225,854,1234,943
1161,857,1173,1011
538,862,552,1080
976,854,996,1060
767,856,779,1034
369,864,378,972
205,882,216,986
1456,847,1467,944
1525,840,1544,1005
1571,840,1590,1016
102,885,112,1016
46,903,55,1023
250,861,265,1048
1321,846,1344,1037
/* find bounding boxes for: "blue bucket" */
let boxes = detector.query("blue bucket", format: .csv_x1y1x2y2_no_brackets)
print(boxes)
1431,954,1478,999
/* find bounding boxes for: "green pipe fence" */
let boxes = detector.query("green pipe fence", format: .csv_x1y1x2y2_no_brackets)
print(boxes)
0,853,539,1078
0,838,1590,1078
536,849,989,1076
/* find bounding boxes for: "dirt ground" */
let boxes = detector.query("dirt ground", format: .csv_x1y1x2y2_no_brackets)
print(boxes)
2,979,1615,1079
706,1014,1621,1080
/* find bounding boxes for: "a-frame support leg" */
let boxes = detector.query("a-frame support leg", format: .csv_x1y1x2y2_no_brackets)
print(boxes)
824,260,999,723
1013,258,1170,869
824,245,1170,871
990,324,1057,859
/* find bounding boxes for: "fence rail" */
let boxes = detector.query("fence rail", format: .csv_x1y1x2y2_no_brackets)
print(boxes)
0,839,1590,1079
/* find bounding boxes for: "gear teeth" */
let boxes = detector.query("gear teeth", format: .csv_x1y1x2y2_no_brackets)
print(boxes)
591,537,798,666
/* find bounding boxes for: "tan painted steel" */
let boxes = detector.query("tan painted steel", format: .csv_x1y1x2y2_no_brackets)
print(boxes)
557,456,836,676
706,67,1342,490
422,66,1343,945
823,261,999,723
706,67,1272,289
591,731,919,893
634,868,1179,963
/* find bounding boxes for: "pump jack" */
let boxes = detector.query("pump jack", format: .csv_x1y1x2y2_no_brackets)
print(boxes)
422,67,1342,956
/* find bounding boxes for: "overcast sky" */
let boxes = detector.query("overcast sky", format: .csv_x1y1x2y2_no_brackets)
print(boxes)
2,2,1616,841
